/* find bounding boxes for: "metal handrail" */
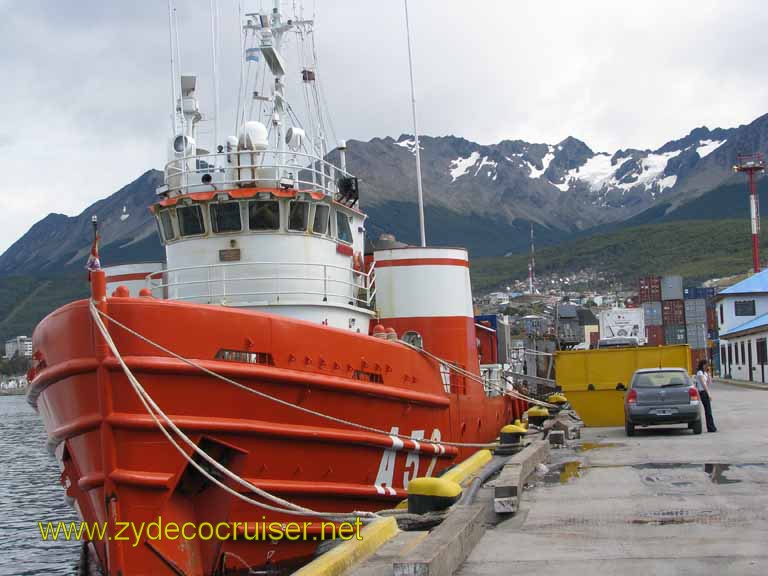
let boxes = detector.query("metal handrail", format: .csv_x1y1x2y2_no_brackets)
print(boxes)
164,149,352,197
152,260,363,277
170,289,369,305
146,259,376,308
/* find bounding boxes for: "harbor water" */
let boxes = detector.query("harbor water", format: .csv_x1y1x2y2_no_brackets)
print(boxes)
1,395,79,576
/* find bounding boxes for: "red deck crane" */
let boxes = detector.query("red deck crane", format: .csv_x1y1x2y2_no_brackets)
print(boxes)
734,153,766,273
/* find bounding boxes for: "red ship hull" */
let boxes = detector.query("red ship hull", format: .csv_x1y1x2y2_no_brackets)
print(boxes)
28,294,521,574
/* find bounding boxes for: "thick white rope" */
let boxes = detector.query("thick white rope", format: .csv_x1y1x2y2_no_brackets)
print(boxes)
90,301,376,522
395,339,559,409
94,306,502,449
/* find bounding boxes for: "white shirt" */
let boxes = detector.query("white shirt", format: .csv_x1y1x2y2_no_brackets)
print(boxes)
695,370,708,392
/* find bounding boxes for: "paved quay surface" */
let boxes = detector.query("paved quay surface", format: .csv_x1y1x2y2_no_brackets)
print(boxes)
458,382,768,575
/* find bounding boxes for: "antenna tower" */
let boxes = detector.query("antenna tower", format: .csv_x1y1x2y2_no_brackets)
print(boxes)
528,224,536,294
734,153,766,273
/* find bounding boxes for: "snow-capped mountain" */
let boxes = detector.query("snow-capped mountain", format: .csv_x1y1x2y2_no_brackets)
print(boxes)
341,118,753,237
2,113,767,275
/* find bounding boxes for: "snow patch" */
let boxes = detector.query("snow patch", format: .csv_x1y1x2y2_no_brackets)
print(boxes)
553,180,571,192
657,174,677,192
567,153,631,192
475,156,497,177
553,148,680,195
395,139,423,154
527,146,555,179
696,139,725,159
449,151,480,182
448,152,498,182
633,150,682,190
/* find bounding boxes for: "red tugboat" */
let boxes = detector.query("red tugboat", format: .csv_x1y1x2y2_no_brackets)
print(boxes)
27,3,525,574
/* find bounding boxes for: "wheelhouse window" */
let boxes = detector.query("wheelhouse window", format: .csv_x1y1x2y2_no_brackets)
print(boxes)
336,210,353,244
735,300,756,316
209,202,242,233
288,201,309,231
177,205,205,236
248,201,280,231
159,209,175,241
312,204,330,235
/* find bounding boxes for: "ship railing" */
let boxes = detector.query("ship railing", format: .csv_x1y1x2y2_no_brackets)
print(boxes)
163,149,353,198
146,260,376,310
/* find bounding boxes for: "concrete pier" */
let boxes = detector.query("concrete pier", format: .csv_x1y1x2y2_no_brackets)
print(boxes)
457,381,768,575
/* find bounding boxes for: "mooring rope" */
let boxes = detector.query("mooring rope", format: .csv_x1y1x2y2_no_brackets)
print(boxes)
93,305,513,448
90,301,377,522
395,338,559,409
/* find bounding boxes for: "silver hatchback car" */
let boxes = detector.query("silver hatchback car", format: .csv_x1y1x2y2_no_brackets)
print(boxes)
624,368,702,436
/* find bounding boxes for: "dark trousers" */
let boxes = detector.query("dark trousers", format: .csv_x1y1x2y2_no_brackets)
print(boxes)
700,390,717,432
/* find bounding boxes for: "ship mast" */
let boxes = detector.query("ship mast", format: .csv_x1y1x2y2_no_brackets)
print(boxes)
404,0,427,247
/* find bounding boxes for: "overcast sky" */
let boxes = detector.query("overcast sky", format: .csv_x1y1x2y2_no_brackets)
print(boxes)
2,0,768,254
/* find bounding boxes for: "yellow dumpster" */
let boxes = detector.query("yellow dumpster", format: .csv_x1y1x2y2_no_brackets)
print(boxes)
555,345,692,427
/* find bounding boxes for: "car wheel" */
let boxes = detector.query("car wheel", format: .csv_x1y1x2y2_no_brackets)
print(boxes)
691,419,702,435
625,421,635,437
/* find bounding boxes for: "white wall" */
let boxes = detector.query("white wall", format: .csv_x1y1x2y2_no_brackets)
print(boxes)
719,332,768,383
4,336,32,359
717,293,768,334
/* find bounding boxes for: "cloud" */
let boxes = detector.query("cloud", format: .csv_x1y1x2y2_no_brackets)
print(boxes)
1,0,768,254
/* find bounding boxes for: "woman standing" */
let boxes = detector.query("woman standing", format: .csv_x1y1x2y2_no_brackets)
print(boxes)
695,359,717,433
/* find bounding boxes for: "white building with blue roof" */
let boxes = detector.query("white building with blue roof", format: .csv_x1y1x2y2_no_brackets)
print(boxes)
716,269,768,382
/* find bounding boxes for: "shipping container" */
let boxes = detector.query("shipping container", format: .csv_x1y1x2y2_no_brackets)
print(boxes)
645,325,665,346
642,301,663,326
662,299,686,325
690,348,709,369
686,322,708,350
664,324,687,345
661,275,684,301
683,286,716,300
639,275,662,303
684,298,707,323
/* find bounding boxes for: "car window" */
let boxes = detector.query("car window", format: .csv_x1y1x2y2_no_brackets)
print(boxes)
633,371,690,388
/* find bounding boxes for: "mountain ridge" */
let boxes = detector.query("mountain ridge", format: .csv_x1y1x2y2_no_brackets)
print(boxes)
2,112,768,277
